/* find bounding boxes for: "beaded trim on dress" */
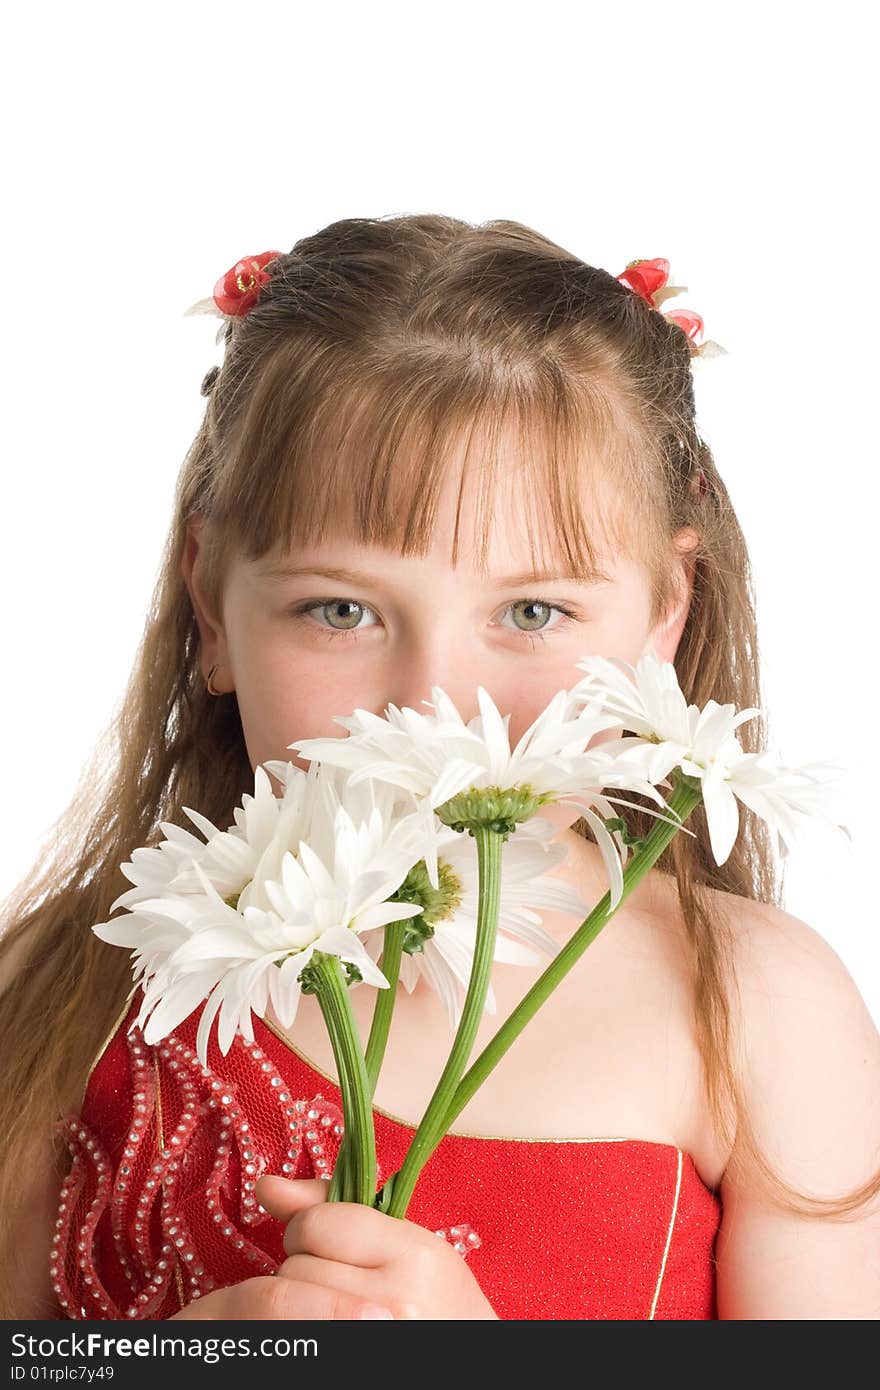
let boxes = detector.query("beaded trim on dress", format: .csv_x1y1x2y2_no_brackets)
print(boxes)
52,1015,481,1320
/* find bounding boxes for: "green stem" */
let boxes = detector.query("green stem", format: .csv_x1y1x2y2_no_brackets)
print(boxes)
331,920,407,1201
310,953,376,1206
365,921,406,1094
327,1120,352,1203
439,776,703,1139
383,825,504,1219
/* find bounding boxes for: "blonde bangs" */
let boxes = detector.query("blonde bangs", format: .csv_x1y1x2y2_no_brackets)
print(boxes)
204,336,655,585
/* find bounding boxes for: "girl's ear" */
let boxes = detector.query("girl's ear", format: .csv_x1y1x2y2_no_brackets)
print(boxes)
646,527,699,664
181,515,234,692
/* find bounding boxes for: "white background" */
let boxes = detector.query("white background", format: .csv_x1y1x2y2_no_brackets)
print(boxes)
1,2,876,1024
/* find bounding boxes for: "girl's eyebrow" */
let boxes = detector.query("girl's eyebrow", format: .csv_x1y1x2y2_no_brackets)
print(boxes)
257,562,613,587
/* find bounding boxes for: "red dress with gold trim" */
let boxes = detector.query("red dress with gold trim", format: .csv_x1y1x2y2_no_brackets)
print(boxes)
51,992,721,1320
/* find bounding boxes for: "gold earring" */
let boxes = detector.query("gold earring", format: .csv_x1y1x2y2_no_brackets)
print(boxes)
206,663,223,697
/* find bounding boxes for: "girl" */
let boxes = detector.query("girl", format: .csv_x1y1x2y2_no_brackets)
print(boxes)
1,215,878,1321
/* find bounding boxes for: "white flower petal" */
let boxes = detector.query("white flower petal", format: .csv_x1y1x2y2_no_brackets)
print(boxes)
141,973,214,1045
579,807,625,910
352,899,423,934
194,987,225,1067
268,966,304,1031
420,947,463,1029
703,779,741,866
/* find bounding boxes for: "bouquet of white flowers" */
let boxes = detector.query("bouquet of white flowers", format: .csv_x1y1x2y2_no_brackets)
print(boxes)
92,650,849,1219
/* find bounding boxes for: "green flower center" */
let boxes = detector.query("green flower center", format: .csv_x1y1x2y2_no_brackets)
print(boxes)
436,783,553,838
391,857,464,954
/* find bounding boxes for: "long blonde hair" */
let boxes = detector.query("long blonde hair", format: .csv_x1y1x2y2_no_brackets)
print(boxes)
1,215,875,1317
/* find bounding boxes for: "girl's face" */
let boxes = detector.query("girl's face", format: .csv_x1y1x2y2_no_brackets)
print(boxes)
183,456,696,836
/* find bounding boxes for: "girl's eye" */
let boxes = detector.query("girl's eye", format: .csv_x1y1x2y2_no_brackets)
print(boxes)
284,594,581,642
293,597,378,639
494,597,575,639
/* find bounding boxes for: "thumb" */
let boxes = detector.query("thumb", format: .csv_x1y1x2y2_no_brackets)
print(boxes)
255,1174,329,1221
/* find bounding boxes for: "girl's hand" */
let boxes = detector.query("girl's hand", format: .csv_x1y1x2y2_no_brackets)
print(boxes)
167,1174,498,1320
262,1173,498,1320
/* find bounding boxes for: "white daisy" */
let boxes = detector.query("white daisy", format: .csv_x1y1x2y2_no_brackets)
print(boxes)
290,685,674,908
571,649,851,866
92,780,426,1066
108,762,314,913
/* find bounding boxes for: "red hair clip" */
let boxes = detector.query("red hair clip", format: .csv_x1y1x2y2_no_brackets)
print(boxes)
184,250,283,344
616,257,726,361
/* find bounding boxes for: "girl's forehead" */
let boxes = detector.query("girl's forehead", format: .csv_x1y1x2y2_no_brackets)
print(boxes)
250,474,623,586
228,408,643,584
255,539,615,584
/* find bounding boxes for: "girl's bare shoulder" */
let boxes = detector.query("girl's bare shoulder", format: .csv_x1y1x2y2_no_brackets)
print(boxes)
645,864,864,1013
702,892,880,1317
670,878,879,1092
700,883,880,1173
712,889,872,1023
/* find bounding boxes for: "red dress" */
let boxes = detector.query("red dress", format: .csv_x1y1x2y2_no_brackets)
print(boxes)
51,991,721,1320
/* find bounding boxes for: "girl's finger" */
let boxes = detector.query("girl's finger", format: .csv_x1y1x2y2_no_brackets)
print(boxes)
276,1255,422,1320
273,1276,396,1320
276,1250,394,1305
174,1274,395,1321
255,1174,329,1222
282,1198,428,1266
